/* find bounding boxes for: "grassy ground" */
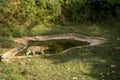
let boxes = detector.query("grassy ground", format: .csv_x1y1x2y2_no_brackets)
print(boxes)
0,19,120,80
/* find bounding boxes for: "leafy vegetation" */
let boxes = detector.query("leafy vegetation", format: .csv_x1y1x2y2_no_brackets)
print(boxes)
0,0,120,25
0,0,120,80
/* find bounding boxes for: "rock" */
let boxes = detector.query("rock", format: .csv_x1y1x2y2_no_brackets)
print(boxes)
73,77,78,80
110,64,116,68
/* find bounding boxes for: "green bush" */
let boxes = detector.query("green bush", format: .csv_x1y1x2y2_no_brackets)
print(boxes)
62,0,120,22
0,36,15,48
0,0,63,25
0,0,120,25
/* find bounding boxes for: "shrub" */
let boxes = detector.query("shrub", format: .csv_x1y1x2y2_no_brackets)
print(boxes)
1,0,120,25
0,36,15,48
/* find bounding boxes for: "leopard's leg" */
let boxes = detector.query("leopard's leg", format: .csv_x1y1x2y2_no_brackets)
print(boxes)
33,51,36,56
26,50,31,56
41,50,45,55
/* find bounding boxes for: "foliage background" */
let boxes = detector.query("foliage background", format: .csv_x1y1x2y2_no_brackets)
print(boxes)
0,0,120,47
0,0,120,25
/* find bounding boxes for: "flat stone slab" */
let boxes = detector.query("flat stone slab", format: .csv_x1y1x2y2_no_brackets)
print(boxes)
0,33,107,62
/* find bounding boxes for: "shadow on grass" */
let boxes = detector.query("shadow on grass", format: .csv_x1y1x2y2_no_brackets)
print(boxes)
16,18,120,80
41,44,120,80
38,19,120,80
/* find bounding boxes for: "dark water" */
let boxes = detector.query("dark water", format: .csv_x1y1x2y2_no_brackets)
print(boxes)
16,39,89,56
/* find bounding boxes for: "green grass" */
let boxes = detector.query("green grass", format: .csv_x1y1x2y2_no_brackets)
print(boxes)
0,19,120,80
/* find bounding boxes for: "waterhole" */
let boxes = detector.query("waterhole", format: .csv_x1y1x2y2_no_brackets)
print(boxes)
16,39,89,56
